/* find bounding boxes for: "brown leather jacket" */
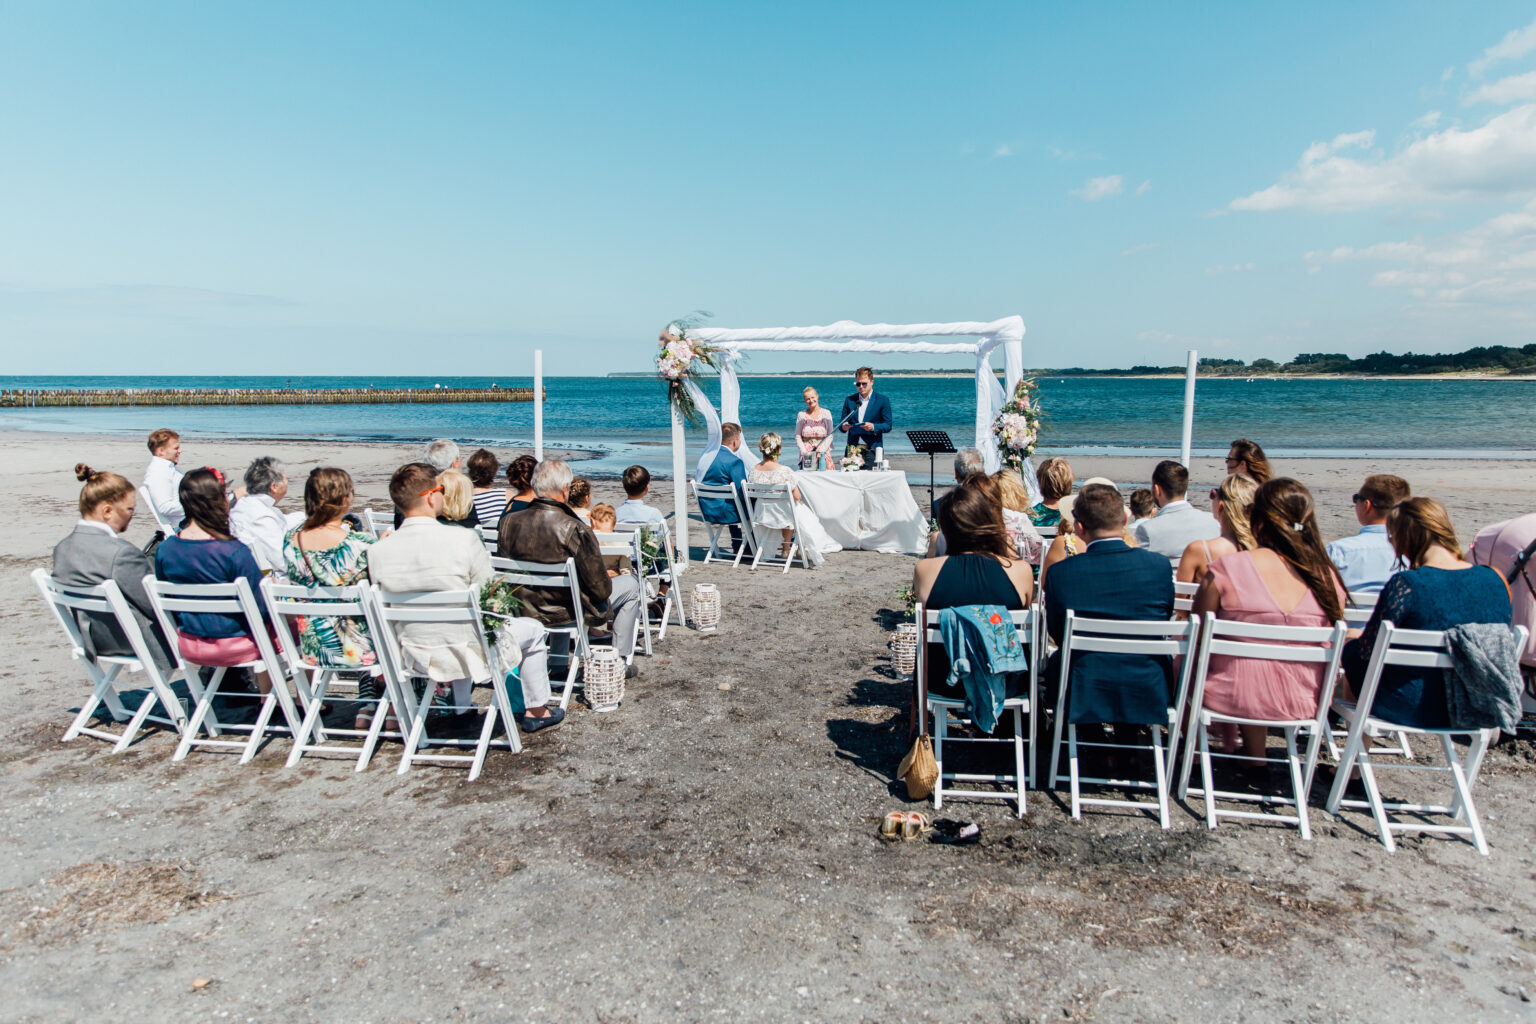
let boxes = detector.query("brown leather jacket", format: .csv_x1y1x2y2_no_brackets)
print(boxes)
496,497,611,626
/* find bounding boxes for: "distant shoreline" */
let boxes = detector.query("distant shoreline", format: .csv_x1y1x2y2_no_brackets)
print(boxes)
609,371,1536,381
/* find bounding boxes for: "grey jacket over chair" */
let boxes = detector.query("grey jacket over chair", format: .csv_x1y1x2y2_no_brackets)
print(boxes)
52,524,175,672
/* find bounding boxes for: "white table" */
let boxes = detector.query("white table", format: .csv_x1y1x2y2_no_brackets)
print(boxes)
794,470,930,554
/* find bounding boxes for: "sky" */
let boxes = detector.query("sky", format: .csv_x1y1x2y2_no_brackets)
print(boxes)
3,2,1536,376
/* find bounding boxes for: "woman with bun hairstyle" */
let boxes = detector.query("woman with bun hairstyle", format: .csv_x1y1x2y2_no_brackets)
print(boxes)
745,431,836,565
1191,477,1346,758
51,463,176,672
504,454,538,515
1340,497,1513,728
153,467,277,692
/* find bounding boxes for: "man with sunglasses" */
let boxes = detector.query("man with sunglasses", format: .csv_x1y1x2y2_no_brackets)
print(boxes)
837,367,892,470
1325,474,1410,597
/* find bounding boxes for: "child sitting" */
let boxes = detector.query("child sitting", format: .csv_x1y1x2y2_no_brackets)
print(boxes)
616,466,667,527
569,477,593,523
588,504,632,577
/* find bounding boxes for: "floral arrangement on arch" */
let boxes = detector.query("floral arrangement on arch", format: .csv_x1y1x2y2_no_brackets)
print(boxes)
657,311,724,425
991,377,1042,473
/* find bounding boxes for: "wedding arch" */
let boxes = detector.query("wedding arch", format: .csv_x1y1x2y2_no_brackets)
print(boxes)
665,316,1027,558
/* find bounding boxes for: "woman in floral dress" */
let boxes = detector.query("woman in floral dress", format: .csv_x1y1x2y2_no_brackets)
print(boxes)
282,468,377,728
795,387,835,471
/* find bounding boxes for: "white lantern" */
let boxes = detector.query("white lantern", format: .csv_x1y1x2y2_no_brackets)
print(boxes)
584,645,625,712
691,583,721,632
889,622,919,677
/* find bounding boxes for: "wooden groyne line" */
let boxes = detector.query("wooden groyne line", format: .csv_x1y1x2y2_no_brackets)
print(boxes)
0,387,539,408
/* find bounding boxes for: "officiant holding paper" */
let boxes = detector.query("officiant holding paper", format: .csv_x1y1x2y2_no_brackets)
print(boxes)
838,367,893,469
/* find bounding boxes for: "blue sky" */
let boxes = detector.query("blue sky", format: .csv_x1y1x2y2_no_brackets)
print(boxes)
3,2,1536,375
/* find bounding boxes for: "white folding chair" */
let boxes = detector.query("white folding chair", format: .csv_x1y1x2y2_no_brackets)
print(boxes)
1324,622,1528,855
1177,613,1348,839
1327,589,1416,761
478,523,500,552
138,485,180,536
593,531,647,660
637,522,686,641
491,556,586,710
363,508,395,539
145,576,305,764
1048,613,1197,829
743,481,809,573
366,586,522,781
690,479,755,567
915,603,1038,818
32,569,191,751
1173,580,1199,617
263,579,400,771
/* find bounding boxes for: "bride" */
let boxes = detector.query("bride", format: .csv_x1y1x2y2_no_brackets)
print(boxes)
747,432,837,566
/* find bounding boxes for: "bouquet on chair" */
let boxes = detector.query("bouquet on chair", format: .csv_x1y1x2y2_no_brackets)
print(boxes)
478,578,527,643
991,377,1042,474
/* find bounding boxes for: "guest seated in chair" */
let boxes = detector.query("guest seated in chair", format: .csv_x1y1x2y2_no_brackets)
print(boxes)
1340,497,1512,730
700,422,749,553
1030,457,1073,528
142,427,185,528
589,504,633,576
370,462,560,731
747,432,836,566
1191,477,1346,757
230,456,304,573
1326,474,1410,597
1225,438,1271,484
1043,482,1176,725
568,477,594,524
1176,473,1259,590
497,459,642,678
912,476,1034,703
54,463,176,674
154,468,278,694
1040,478,1137,578
1134,459,1220,567
467,448,507,525
617,465,667,527
435,470,480,530
504,455,538,515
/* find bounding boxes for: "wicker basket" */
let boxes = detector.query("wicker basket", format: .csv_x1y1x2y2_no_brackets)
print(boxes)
691,583,721,632
583,645,625,712
889,622,919,677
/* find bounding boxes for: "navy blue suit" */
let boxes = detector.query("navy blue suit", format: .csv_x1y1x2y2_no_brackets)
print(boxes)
1043,538,1175,725
698,446,747,524
838,391,893,457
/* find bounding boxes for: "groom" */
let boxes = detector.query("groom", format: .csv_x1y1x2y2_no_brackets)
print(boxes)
838,367,893,469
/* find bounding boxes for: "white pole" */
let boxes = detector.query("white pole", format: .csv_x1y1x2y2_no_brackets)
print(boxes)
533,349,544,460
1180,349,1197,468
671,403,688,563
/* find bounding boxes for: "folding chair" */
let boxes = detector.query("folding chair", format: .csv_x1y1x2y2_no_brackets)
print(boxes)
145,576,306,764
915,602,1038,817
363,508,395,539
479,523,500,552
491,556,585,710
593,531,647,659
1048,613,1197,829
1327,589,1416,761
32,569,191,751
1324,622,1528,855
1173,580,1199,617
742,481,809,573
1177,613,1347,839
263,579,400,771
637,522,686,642
366,586,522,781
138,485,180,536
690,479,755,567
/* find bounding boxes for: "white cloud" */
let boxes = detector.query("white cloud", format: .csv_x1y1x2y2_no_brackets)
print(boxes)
1230,105,1536,211
1122,242,1161,255
1410,110,1442,130
1205,263,1257,275
1469,16,1536,77
993,143,1013,158
1136,330,1177,344
1136,180,1152,195
1466,69,1536,105
1072,174,1124,201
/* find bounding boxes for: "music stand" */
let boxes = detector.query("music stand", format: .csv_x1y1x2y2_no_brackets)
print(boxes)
905,430,957,514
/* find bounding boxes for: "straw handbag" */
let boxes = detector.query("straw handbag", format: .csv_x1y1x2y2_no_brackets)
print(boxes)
897,642,938,799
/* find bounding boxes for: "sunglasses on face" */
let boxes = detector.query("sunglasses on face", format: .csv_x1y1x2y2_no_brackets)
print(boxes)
420,484,445,496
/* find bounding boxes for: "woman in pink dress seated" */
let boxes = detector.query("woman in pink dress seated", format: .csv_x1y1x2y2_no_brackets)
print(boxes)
795,387,834,471
1191,478,1347,758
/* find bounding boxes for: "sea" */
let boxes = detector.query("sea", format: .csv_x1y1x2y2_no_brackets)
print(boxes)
3,374,1533,478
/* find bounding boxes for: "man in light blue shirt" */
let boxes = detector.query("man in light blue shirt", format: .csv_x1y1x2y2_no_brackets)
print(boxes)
615,465,667,528
1325,474,1410,597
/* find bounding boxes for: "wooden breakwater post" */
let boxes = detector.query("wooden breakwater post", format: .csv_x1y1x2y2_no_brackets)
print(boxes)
0,386,541,408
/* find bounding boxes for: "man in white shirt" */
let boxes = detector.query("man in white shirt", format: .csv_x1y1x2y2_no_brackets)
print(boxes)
229,456,304,573
1325,474,1410,597
142,427,185,527
1133,460,1220,567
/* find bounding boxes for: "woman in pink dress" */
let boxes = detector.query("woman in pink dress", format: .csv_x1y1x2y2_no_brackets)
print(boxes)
1191,478,1347,758
795,387,834,471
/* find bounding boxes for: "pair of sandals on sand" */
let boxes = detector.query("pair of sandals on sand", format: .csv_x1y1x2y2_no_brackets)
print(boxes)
879,812,981,845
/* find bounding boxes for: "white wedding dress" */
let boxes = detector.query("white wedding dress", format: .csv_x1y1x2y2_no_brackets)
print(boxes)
747,462,837,566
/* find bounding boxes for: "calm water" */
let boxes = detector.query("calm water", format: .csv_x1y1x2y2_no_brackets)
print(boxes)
3,375,1532,477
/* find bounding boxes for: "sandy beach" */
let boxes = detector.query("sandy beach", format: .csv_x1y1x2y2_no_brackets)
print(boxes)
3,427,1536,1022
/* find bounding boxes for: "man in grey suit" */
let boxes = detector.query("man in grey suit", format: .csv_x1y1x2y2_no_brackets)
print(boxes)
52,470,176,673
1133,460,1220,567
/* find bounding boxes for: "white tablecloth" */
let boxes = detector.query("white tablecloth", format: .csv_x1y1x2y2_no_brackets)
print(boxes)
794,470,930,554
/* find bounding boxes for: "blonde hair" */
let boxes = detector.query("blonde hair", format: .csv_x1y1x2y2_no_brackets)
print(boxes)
75,464,134,518
993,470,1031,513
1214,473,1259,551
439,470,473,521
590,502,617,530
759,432,783,460
803,386,818,400
1387,497,1462,569
1036,457,1074,503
